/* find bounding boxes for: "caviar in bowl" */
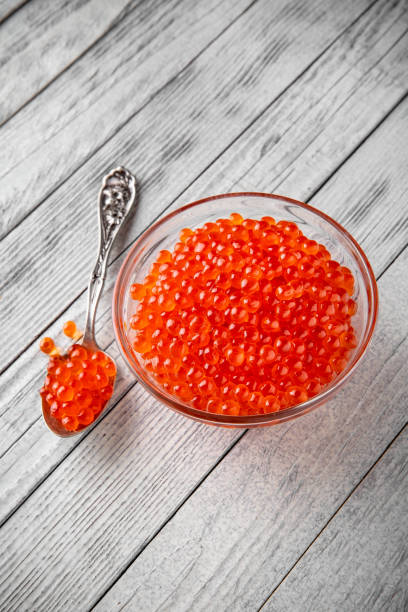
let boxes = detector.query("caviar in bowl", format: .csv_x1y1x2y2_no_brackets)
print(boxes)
112,193,378,428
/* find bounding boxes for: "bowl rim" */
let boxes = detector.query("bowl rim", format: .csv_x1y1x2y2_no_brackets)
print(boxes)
112,191,378,426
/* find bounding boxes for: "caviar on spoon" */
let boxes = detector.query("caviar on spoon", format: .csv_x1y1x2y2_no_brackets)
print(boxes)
39,167,137,436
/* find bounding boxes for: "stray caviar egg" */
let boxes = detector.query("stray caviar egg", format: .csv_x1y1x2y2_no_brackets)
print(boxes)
63,321,77,338
39,337,56,355
127,216,357,416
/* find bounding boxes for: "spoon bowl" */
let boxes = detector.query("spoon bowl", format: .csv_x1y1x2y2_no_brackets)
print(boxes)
41,344,116,437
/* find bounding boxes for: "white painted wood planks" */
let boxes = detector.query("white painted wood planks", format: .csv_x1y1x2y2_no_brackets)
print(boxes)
0,0,255,236
0,0,131,125
0,0,407,609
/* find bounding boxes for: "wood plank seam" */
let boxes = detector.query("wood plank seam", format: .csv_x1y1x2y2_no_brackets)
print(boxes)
0,0,136,130
377,241,408,281
300,90,408,205
0,0,29,27
238,25,408,194
257,422,408,611
367,25,408,79
89,424,305,611
0,0,381,377
0,0,259,237
168,0,381,202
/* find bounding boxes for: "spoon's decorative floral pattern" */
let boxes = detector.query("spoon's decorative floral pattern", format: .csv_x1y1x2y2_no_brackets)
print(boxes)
93,167,137,281
100,167,137,234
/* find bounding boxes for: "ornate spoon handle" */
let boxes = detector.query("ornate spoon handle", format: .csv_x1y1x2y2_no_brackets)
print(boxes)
82,167,137,348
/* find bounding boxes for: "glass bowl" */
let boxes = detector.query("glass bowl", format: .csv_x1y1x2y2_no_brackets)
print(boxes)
112,193,378,428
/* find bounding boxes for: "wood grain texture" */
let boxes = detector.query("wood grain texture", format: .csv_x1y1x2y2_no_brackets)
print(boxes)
263,427,408,612
2,0,404,373
0,0,132,124
1,0,407,525
95,246,408,612
0,0,254,237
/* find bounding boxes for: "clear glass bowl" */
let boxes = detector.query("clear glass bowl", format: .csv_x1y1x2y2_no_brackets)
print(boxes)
112,193,378,428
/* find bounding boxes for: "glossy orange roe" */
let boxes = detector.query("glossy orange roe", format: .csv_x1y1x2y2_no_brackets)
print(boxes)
63,320,83,340
128,214,357,416
39,344,115,432
39,337,58,355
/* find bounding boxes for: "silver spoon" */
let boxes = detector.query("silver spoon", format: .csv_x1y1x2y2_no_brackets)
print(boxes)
42,167,137,437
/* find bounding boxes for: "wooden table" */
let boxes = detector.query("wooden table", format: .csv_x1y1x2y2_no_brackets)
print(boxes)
1,0,407,610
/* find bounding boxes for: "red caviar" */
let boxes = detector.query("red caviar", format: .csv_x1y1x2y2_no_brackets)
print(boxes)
39,337,58,355
40,342,116,432
62,320,77,338
128,214,357,416
62,320,84,341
